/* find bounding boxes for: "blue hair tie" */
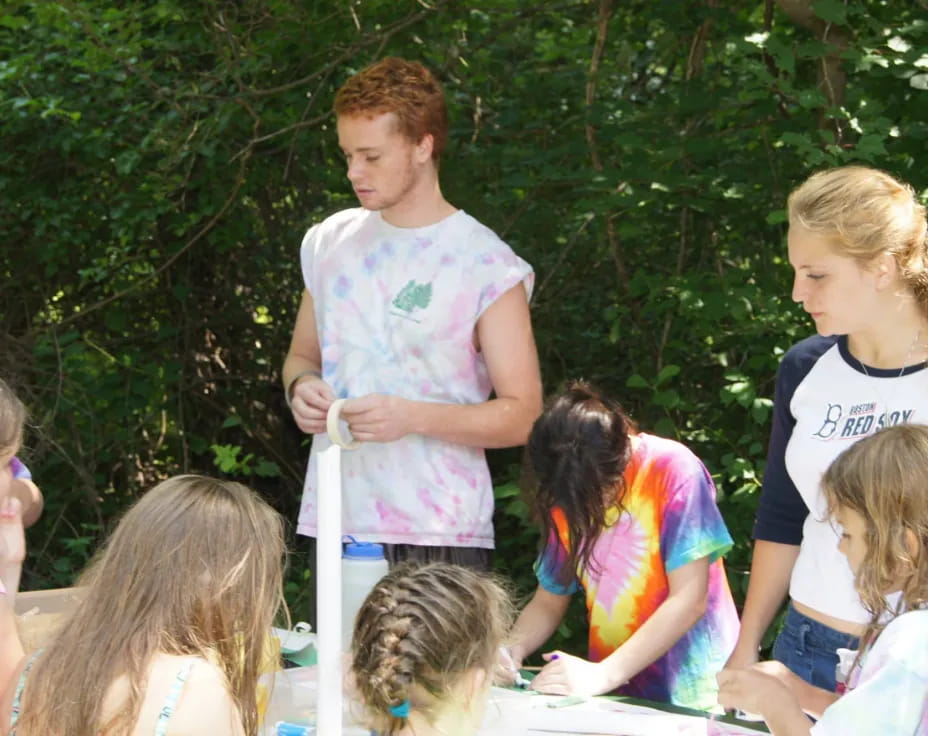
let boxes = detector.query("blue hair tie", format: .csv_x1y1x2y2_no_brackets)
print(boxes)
389,699,410,718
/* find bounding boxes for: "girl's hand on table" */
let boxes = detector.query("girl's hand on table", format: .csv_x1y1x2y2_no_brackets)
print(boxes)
494,646,523,687
751,660,801,692
716,665,795,717
530,650,617,697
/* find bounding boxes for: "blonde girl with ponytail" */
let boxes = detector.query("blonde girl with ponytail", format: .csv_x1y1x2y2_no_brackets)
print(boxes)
726,166,928,692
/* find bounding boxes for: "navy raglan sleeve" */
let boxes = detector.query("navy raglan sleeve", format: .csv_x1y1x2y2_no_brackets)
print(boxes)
753,337,836,545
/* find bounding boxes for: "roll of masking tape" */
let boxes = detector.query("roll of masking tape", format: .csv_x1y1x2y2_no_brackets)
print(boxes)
326,398,361,450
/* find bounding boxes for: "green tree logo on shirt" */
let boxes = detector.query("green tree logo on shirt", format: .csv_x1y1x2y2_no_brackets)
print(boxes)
392,280,433,314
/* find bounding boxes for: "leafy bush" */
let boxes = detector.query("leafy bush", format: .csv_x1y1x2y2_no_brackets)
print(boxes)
2,2,926,657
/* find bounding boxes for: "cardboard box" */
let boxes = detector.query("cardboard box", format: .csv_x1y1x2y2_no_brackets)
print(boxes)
14,587,84,653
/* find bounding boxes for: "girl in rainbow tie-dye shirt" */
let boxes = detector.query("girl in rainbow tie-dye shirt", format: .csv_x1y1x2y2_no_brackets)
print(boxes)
505,382,739,710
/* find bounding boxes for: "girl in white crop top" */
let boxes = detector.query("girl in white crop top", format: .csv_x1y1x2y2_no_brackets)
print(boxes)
725,166,928,692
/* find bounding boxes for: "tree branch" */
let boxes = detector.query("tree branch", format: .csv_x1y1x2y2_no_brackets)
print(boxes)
775,0,852,135
584,0,632,299
42,132,256,332
240,5,443,98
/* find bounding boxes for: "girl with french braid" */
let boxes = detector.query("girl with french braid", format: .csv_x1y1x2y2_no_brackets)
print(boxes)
350,562,513,736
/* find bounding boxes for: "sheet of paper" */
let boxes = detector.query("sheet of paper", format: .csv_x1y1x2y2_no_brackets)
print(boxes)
479,688,766,736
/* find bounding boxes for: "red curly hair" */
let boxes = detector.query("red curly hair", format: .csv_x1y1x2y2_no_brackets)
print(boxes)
334,57,448,161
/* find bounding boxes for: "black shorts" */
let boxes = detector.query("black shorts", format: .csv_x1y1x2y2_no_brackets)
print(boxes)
304,537,492,571
379,542,492,571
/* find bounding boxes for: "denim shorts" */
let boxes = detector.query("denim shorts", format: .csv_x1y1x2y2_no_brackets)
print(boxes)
773,602,861,692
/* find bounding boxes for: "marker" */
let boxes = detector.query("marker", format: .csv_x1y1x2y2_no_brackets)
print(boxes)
547,695,584,708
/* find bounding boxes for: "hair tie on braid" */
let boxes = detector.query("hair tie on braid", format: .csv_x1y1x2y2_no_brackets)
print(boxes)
389,700,410,718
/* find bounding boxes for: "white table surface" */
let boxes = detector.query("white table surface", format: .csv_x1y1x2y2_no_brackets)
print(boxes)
479,687,768,735
259,667,768,735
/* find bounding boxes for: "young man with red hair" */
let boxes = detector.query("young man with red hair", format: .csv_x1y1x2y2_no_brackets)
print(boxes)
283,58,542,569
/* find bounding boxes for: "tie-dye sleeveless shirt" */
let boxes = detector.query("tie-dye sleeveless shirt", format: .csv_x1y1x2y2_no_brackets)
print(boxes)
296,208,533,548
535,432,740,709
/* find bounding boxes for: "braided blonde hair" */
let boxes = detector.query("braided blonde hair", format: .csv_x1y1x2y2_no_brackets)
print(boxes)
788,166,928,311
350,562,513,734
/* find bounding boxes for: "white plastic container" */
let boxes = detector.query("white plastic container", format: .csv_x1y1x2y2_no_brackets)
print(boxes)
341,539,388,651
258,666,371,736
259,667,316,733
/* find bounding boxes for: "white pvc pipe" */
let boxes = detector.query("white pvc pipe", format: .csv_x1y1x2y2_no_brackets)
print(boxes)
316,400,360,735
316,440,342,735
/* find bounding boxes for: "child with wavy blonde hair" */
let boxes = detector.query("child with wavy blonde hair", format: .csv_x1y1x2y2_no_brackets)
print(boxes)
1,474,286,736
0,378,38,696
350,562,513,736
0,377,44,539
719,423,928,734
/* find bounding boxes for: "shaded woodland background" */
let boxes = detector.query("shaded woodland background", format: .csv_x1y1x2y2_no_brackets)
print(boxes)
3,0,927,652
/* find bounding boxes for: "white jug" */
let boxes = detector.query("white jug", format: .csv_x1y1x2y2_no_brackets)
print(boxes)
341,538,389,651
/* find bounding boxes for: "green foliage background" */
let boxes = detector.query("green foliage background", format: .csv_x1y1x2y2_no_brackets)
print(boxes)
3,0,927,657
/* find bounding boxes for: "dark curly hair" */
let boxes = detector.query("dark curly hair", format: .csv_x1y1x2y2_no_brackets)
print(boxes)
525,380,636,584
